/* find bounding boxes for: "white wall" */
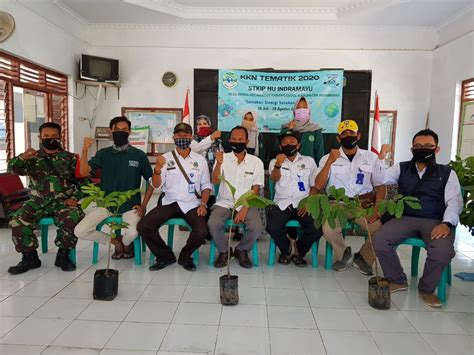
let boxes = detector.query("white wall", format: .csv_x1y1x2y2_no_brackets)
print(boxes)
81,46,432,162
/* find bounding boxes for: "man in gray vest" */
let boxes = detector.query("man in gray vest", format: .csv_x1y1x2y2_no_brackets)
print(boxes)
374,129,463,308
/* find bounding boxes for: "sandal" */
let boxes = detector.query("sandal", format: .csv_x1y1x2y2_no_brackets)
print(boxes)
122,245,135,259
111,243,124,260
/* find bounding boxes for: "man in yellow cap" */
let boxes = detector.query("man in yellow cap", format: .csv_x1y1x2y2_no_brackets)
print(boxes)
315,120,390,274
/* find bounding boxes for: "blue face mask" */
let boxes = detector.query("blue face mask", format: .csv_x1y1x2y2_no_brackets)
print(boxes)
174,137,192,150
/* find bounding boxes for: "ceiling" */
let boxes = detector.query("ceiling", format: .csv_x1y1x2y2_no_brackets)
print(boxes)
54,0,472,27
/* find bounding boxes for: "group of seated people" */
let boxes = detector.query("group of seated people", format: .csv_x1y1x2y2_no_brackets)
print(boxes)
6,113,463,308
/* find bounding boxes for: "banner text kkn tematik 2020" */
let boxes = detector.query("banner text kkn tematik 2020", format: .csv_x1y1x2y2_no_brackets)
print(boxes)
218,69,344,134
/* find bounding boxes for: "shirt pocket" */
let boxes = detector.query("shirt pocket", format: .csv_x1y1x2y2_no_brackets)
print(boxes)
359,165,373,183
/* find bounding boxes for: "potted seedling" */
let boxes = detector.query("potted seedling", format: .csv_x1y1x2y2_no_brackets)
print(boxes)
218,176,274,305
299,186,421,309
450,156,474,235
81,183,141,301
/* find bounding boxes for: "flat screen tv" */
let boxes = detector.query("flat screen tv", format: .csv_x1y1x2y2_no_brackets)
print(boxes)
80,54,119,82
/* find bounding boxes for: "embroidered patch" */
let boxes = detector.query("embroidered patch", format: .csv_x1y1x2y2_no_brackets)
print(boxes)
308,135,315,142
129,160,139,167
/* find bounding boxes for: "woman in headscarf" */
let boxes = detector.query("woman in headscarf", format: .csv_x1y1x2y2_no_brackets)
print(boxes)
191,114,222,172
281,96,324,163
241,109,264,160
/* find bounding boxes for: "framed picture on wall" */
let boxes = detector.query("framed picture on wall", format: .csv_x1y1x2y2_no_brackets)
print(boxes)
95,127,112,139
369,110,397,165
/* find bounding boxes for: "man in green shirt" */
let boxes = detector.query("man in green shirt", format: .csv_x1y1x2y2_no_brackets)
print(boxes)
75,116,154,259
8,122,84,274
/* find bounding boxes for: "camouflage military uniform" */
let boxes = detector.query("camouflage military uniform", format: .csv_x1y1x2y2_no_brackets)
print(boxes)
8,149,85,252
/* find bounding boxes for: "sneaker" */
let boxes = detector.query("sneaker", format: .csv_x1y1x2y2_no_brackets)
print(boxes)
389,282,408,293
332,246,352,272
352,252,373,276
420,292,442,308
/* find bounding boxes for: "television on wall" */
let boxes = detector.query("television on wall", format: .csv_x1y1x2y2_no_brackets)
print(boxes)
79,54,119,82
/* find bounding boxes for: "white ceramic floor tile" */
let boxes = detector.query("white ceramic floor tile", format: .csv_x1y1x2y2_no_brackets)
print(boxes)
101,350,155,355
77,300,135,322
0,280,27,296
320,329,380,354
150,269,193,285
346,291,398,310
52,320,120,348
220,304,267,327
1,317,70,346
125,301,178,323
215,325,270,355
306,290,353,308
116,269,155,284
114,284,147,301
172,302,221,325
139,285,185,302
442,294,474,313
237,272,265,288
447,312,474,335
263,274,302,289
371,332,434,354
0,316,25,337
14,281,69,298
188,272,221,287
357,309,416,333
269,328,326,355
159,324,217,353
267,305,316,329
265,288,309,307
30,298,92,320
42,347,100,354
0,344,45,354
181,285,219,303
390,290,438,312
403,311,468,335
313,307,367,331
421,333,474,355
300,275,342,291
238,287,267,305
0,296,49,317
55,282,93,299
105,322,168,351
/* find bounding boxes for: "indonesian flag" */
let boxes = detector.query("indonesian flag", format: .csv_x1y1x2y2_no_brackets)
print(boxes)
183,89,190,124
371,92,381,155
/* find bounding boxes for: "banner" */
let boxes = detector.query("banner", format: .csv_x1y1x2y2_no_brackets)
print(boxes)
218,69,343,133
129,126,150,153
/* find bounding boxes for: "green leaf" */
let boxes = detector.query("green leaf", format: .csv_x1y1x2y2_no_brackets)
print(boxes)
405,201,422,210
218,175,236,199
377,200,387,214
80,196,95,210
336,207,347,228
320,195,331,217
395,200,404,219
327,211,336,229
387,200,396,215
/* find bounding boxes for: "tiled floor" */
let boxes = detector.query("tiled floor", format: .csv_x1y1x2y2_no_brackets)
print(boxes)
0,223,473,355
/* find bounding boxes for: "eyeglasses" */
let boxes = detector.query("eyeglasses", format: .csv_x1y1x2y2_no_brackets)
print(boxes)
412,144,436,149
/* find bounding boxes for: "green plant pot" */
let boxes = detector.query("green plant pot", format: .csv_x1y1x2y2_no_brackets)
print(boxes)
368,276,391,310
219,274,239,306
93,269,119,301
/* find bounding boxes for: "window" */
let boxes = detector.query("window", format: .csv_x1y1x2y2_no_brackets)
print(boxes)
0,51,69,172
458,78,474,158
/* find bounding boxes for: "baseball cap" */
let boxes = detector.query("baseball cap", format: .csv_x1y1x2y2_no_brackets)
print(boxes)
278,130,301,143
173,122,193,134
337,120,359,135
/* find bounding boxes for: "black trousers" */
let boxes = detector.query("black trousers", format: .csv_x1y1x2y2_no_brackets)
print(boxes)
137,202,208,263
266,205,322,257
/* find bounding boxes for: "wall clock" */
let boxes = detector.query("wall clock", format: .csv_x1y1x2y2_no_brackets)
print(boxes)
162,71,178,88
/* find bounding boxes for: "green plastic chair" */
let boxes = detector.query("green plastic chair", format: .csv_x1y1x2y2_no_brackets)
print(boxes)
267,181,319,267
40,217,76,263
396,237,452,303
93,216,142,266
147,218,200,266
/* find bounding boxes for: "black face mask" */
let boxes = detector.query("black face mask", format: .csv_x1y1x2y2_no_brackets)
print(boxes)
412,148,436,163
229,142,246,153
340,136,358,149
42,138,61,151
112,131,129,147
281,144,298,157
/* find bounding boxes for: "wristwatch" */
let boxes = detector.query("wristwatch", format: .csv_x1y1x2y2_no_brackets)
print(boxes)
442,221,454,229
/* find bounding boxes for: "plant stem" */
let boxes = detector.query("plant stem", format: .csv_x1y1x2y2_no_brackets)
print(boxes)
227,209,235,277
363,217,380,278
106,232,112,274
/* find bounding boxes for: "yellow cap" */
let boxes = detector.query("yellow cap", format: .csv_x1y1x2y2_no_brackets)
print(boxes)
337,120,359,135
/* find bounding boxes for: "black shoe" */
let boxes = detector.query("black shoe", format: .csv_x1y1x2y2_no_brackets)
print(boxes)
8,251,41,275
232,232,243,242
55,248,76,272
291,255,308,267
352,252,373,276
214,252,229,268
233,249,252,269
278,254,291,265
149,256,177,271
179,259,197,272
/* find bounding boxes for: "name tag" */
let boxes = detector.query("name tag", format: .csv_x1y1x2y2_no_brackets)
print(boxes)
281,167,290,171
244,171,254,175
167,167,176,171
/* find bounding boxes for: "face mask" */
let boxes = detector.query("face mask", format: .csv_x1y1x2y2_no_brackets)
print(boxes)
281,144,298,157
42,138,61,151
174,137,192,150
340,135,358,149
294,108,310,122
242,120,256,130
198,127,212,137
412,148,436,163
229,142,246,153
112,131,129,147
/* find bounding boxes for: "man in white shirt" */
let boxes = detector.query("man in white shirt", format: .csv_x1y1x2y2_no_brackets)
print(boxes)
137,123,212,272
267,131,322,266
316,120,387,274
208,126,265,269
373,129,463,308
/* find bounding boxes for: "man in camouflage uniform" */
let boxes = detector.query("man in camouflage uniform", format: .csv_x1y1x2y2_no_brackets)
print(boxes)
7,122,84,274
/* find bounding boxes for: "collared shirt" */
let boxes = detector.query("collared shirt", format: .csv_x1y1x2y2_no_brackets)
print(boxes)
318,147,386,198
269,153,318,210
157,149,212,213
383,163,464,225
214,152,265,209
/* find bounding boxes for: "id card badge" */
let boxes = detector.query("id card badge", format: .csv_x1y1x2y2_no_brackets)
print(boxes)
207,151,214,162
356,169,365,185
297,175,306,192
188,183,195,193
